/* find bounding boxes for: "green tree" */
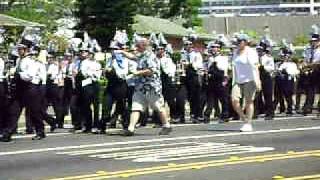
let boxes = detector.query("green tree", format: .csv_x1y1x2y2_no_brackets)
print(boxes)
74,0,137,49
5,0,74,31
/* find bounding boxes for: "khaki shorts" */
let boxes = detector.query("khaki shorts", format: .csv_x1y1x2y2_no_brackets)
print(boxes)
131,91,165,112
231,81,257,101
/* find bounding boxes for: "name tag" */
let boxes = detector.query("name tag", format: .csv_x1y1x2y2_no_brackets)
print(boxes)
82,78,92,87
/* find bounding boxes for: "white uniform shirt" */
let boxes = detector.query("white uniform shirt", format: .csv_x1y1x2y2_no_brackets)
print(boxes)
18,56,41,84
232,47,259,84
126,59,138,87
208,55,229,76
47,63,59,81
80,59,102,82
160,56,176,78
185,50,203,70
260,54,275,73
303,46,320,63
278,62,299,77
106,55,129,80
0,58,4,82
33,61,47,85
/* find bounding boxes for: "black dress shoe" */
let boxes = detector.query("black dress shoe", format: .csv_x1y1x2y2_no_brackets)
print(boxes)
264,116,273,121
82,129,92,134
0,134,12,142
32,134,46,140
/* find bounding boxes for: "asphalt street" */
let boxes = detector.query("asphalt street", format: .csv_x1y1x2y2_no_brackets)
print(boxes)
1,115,320,180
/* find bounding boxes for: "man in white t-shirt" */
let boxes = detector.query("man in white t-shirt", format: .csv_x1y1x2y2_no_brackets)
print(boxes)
231,34,261,132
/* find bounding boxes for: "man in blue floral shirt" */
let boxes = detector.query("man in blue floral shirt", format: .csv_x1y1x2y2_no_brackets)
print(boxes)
118,38,172,136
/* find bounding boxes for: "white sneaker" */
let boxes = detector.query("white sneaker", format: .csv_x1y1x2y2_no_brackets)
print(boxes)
240,123,253,132
92,128,99,134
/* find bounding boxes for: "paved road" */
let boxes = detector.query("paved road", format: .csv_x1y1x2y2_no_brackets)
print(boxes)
1,116,320,180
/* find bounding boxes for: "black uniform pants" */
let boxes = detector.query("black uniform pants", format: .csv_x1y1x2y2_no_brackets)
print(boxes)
261,73,274,117
163,84,177,119
204,85,229,119
274,77,286,113
175,84,187,122
186,76,201,119
0,82,6,134
303,74,315,113
101,80,127,130
47,85,65,127
24,83,45,136
80,82,100,131
279,78,294,114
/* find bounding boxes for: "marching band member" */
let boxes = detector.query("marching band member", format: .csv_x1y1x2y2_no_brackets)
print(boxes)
277,43,299,115
257,37,275,120
0,55,5,135
302,25,320,115
157,33,176,122
101,30,130,132
79,46,102,133
204,37,230,123
183,36,203,123
47,55,65,129
231,33,261,132
17,40,46,140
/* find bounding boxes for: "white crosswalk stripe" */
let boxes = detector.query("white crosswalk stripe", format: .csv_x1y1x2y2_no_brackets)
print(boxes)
57,142,274,162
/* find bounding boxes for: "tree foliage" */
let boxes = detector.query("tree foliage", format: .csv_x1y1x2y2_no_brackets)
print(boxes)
136,0,202,28
5,0,74,32
74,0,137,49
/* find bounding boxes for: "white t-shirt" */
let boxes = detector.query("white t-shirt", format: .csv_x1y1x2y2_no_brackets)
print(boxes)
232,47,259,84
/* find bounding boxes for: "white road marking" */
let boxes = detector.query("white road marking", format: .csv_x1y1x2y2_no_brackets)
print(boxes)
11,115,316,139
58,142,274,162
134,147,275,162
0,126,319,156
13,133,72,139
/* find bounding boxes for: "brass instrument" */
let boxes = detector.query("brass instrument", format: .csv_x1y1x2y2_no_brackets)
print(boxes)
174,59,187,85
300,63,320,75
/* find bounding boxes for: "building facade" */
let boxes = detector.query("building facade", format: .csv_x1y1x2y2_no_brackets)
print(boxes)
199,0,320,17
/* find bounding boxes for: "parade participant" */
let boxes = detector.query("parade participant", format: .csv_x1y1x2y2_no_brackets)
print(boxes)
277,43,299,115
0,47,22,142
302,25,320,115
79,46,102,133
33,47,56,132
182,35,203,123
47,55,65,129
204,37,230,123
119,37,172,136
68,51,83,133
257,37,275,120
61,52,74,125
231,33,261,132
17,39,46,140
0,55,5,135
101,30,130,132
157,33,176,122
